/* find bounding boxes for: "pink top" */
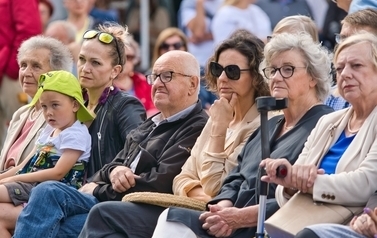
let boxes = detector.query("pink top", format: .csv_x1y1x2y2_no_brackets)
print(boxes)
6,118,36,167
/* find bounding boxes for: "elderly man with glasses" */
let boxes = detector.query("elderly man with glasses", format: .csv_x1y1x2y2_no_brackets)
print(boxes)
12,50,208,238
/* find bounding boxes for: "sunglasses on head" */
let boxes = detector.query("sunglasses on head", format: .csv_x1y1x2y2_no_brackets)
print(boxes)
209,62,250,80
159,42,184,51
83,30,122,65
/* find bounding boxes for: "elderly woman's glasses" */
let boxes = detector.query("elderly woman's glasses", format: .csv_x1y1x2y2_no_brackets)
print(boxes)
210,62,249,80
83,30,122,65
159,42,184,51
145,71,192,85
262,65,306,79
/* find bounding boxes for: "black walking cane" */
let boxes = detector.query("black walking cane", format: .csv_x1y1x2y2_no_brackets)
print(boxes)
255,96,288,238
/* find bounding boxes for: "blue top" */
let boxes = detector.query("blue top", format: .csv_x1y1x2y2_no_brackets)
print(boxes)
319,130,355,174
349,0,377,13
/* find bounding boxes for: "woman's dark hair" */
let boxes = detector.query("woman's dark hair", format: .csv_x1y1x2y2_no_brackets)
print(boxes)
205,29,270,99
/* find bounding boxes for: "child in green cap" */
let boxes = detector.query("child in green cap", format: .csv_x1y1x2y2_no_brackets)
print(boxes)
0,70,93,206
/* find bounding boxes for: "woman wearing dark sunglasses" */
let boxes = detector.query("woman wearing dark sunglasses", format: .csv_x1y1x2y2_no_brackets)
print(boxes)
150,27,188,71
151,32,334,238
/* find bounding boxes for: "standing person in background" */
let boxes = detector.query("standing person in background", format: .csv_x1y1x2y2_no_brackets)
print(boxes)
179,0,223,110
179,0,223,69
255,0,313,30
211,0,271,45
126,0,172,57
114,35,157,117
39,0,54,33
0,0,42,149
63,0,97,43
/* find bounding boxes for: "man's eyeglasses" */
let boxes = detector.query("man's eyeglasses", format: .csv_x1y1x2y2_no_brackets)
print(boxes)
209,62,249,80
159,42,185,51
83,30,122,65
334,33,347,44
145,71,192,85
262,65,306,79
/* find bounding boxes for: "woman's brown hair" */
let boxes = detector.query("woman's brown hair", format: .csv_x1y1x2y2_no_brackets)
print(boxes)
205,29,270,99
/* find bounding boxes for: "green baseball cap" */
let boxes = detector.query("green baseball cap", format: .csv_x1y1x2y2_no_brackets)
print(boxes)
30,70,94,122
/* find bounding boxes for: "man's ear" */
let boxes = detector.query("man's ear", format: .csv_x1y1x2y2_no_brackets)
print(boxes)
188,76,199,96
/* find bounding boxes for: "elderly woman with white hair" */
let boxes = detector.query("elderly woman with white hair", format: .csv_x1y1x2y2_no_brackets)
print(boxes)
262,32,377,238
151,32,334,238
273,32,377,238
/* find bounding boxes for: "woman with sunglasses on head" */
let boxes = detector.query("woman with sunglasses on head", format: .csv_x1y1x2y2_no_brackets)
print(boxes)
78,23,146,178
114,34,157,117
151,32,334,238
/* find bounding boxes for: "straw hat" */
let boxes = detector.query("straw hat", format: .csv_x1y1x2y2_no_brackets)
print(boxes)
122,192,207,211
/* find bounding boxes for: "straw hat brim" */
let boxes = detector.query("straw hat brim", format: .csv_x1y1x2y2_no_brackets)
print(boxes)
122,192,207,211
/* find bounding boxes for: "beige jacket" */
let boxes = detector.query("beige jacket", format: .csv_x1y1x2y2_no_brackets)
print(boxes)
0,105,45,170
173,103,260,198
276,106,377,207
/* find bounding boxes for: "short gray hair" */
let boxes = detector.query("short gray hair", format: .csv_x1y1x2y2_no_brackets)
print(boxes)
18,35,73,71
46,20,76,43
261,32,332,102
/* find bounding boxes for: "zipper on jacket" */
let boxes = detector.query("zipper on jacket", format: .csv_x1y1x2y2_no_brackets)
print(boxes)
97,109,108,168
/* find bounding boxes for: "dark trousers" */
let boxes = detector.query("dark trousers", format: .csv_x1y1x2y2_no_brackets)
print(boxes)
295,228,320,238
78,201,165,238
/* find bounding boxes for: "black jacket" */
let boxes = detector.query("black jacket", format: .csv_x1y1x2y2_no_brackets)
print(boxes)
91,101,209,202
87,91,146,179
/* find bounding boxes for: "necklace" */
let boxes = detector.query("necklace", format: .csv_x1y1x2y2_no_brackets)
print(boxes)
347,113,359,134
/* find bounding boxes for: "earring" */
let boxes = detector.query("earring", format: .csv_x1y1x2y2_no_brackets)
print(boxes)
109,85,114,91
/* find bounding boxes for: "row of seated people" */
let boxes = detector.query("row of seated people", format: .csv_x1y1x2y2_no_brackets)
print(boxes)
0,10,377,238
